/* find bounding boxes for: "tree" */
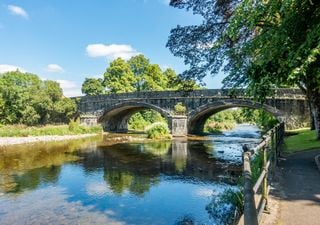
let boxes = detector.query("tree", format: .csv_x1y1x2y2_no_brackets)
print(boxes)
128,54,150,91
103,58,137,93
81,78,105,96
0,70,76,125
167,0,320,139
142,64,168,91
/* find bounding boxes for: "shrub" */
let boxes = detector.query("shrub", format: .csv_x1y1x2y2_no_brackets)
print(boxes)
145,122,171,139
205,121,236,133
68,119,81,132
174,102,186,115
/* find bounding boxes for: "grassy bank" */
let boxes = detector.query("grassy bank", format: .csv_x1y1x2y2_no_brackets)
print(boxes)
284,128,320,153
0,124,102,137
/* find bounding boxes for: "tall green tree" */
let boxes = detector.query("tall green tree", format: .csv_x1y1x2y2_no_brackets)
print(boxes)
103,58,137,93
0,70,76,125
142,64,169,90
128,54,150,91
81,78,105,95
167,0,320,138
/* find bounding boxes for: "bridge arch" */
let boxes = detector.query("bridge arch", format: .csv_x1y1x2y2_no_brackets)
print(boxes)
98,101,172,132
188,99,285,134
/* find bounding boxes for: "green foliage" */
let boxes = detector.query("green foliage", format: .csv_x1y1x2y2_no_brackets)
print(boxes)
128,113,150,131
174,102,186,115
284,128,320,153
251,152,264,183
103,58,137,93
168,0,320,138
205,121,236,133
145,122,171,139
21,106,41,126
204,109,237,133
68,118,81,132
206,188,244,225
0,124,102,137
128,110,166,131
0,71,77,125
83,54,201,95
81,78,105,95
204,108,278,133
80,54,202,131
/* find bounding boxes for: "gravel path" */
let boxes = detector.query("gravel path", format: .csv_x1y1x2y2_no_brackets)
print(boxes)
262,149,320,225
0,134,97,146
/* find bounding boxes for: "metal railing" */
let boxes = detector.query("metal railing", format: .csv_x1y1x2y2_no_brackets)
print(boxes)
238,122,285,225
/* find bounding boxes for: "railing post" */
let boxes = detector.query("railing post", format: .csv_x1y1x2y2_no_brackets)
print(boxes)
270,128,276,174
262,145,269,212
242,148,259,225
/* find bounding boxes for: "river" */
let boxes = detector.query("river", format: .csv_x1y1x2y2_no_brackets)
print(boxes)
0,124,261,225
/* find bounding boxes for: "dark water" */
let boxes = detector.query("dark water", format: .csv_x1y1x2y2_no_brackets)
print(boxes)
0,124,261,225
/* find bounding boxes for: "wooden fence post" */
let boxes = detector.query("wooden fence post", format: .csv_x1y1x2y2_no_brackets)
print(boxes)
243,151,259,225
262,145,269,212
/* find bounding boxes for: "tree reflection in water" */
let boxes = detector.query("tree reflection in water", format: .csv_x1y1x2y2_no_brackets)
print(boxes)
0,137,100,194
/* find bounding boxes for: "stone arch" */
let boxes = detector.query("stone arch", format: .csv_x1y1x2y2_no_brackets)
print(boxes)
188,99,285,134
98,101,172,132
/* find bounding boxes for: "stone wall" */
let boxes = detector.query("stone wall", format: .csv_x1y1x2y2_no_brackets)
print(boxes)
76,88,309,135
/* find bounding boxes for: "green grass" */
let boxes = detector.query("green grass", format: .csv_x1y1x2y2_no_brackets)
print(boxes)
0,124,103,137
284,128,320,153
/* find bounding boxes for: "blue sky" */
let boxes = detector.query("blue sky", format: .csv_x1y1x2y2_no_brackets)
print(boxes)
0,0,225,96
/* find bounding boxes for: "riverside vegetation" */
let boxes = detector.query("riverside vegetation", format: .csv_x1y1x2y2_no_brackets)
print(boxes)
0,121,102,137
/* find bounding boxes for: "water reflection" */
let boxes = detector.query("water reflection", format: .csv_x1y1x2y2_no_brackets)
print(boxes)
0,137,99,194
0,125,260,225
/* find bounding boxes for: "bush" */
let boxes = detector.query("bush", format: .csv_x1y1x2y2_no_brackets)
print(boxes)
68,119,81,132
205,121,236,133
145,122,171,139
174,102,186,115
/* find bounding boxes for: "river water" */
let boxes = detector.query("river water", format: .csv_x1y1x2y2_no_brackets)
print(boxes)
0,124,261,225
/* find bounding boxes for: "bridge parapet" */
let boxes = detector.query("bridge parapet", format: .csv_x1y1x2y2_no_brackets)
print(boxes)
76,88,309,136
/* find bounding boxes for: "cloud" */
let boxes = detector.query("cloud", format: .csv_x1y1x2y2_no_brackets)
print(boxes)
8,5,29,19
0,64,26,73
86,182,112,196
86,44,140,60
46,64,64,73
56,79,82,97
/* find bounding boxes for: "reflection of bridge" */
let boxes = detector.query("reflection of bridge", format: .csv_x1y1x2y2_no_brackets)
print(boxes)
77,89,309,136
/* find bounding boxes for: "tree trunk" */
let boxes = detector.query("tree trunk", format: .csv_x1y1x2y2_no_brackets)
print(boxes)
309,92,320,140
309,101,316,130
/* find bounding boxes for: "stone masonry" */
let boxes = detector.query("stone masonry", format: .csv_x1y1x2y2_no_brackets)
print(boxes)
76,89,309,136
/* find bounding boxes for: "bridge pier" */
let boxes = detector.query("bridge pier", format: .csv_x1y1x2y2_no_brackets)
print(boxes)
169,116,188,137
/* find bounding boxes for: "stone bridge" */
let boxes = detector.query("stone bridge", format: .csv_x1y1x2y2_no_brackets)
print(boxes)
76,89,309,136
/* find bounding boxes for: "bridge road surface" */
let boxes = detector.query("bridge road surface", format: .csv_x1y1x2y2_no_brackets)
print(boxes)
263,149,320,225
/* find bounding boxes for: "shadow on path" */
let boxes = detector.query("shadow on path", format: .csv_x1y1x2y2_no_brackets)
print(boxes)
268,149,320,225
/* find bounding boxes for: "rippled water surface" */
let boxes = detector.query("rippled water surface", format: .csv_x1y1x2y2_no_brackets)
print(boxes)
0,124,261,225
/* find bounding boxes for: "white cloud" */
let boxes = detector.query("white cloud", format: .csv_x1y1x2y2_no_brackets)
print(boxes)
8,5,29,19
86,182,112,196
0,64,26,73
86,44,140,60
56,79,82,97
46,64,64,73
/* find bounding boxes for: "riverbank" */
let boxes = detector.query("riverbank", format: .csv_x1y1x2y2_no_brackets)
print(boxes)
0,134,98,146
0,124,102,137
